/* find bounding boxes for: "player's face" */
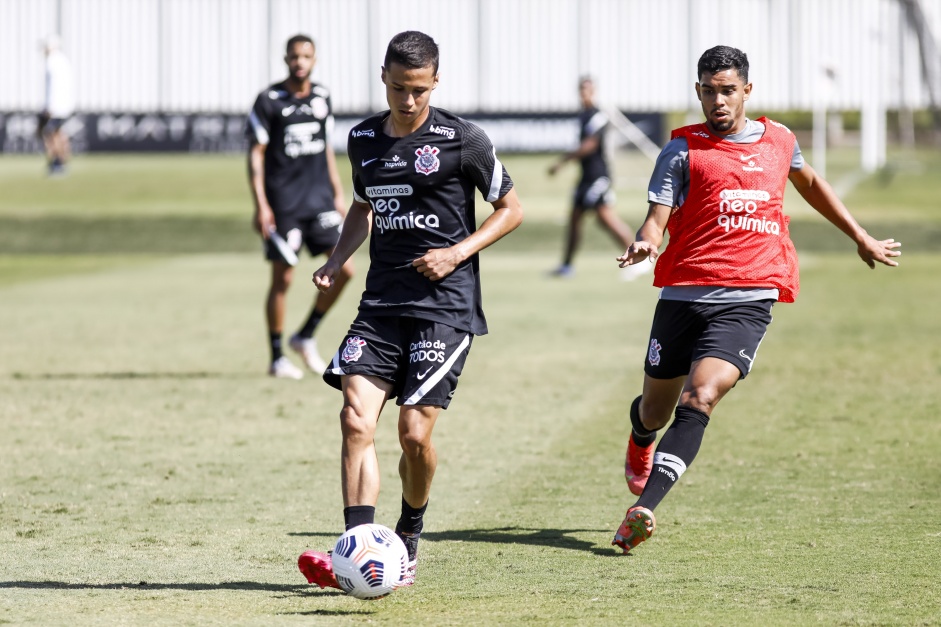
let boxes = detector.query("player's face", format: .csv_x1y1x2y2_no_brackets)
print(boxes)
579,81,595,107
285,42,316,82
696,69,751,135
381,62,438,129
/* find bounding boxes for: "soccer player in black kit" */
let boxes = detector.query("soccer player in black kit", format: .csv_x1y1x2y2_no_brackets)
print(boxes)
548,77,650,281
247,34,354,380
297,31,523,591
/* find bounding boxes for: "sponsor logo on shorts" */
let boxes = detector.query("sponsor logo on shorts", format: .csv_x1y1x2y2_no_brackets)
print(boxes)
317,211,342,229
414,145,440,175
416,366,434,380
410,340,447,364
341,336,367,363
647,339,662,367
286,228,303,251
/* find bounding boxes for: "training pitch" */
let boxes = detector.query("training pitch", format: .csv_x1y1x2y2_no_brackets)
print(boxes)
1,149,939,626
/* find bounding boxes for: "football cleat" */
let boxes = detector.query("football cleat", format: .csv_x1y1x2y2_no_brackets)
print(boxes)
548,264,575,279
625,434,655,496
289,334,327,375
268,356,304,380
612,506,656,554
394,530,420,588
298,550,342,590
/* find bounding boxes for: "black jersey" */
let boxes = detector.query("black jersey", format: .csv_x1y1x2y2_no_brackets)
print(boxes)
578,106,609,181
247,81,335,216
347,107,515,336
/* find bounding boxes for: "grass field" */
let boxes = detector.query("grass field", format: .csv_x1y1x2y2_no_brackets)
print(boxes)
1,147,940,626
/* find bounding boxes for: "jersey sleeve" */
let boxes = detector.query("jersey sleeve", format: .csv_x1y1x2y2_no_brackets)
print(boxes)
584,110,609,137
347,135,368,204
460,122,514,202
246,93,272,145
647,136,689,207
790,138,804,171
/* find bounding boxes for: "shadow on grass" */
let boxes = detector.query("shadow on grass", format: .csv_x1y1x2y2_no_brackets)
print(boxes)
0,580,335,594
289,527,622,557
10,371,258,380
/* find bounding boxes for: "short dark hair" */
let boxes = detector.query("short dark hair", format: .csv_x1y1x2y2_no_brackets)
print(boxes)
286,34,314,53
697,45,749,83
384,31,439,74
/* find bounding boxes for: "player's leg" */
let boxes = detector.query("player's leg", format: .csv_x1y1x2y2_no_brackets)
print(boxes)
340,374,393,524
266,260,303,379
393,320,472,586
625,374,685,495
632,355,740,511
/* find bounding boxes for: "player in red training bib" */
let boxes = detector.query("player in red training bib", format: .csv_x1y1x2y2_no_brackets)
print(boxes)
611,45,901,554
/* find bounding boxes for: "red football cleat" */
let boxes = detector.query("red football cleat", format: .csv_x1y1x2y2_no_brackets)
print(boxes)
612,506,656,554
625,434,655,496
298,550,342,590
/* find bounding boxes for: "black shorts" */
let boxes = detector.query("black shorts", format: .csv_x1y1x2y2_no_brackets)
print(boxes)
323,315,473,409
264,210,342,261
574,176,614,209
40,115,68,135
644,299,774,380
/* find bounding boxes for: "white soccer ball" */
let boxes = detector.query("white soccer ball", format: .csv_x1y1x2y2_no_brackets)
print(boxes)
331,523,408,600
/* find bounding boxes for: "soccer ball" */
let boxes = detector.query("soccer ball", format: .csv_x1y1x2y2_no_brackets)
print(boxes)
331,523,408,600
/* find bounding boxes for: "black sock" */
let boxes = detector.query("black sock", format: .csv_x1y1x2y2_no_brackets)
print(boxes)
395,497,427,536
629,395,656,447
269,332,283,362
635,405,710,512
297,308,326,339
343,505,376,530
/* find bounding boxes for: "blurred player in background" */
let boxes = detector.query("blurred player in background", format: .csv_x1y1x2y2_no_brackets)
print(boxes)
548,77,650,281
247,34,353,380
297,30,523,590
39,35,75,177
612,45,901,554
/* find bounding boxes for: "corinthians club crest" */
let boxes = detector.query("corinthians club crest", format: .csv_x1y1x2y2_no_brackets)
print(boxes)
414,145,440,175
342,336,367,363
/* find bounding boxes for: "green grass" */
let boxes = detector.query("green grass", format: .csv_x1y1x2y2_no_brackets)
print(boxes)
1,150,940,625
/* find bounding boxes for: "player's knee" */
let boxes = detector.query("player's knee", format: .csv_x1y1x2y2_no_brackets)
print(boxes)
399,429,432,459
339,405,374,442
678,387,720,415
639,397,673,431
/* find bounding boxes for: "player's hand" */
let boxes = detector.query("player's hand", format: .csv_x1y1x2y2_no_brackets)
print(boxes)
254,206,275,239
857,236,901,269
334,196,348,217
313,261,339,293
412,247,463,281
617,241,659,268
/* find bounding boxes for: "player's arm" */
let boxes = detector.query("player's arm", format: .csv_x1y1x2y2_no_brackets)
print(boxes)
548,134,601,176
788,164,901,268
247,141,275,239
313,199,370,293
413,188,524,281
617,202,671,267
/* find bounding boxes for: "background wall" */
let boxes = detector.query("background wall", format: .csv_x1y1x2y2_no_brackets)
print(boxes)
2,0,940,115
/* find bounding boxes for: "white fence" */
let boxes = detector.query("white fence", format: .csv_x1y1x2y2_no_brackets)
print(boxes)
2,0,940,115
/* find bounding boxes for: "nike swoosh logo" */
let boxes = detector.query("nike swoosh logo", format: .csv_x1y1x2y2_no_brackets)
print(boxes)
738,349,754,363
739,153,760,161
361,158,378,166
416,366,434,380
